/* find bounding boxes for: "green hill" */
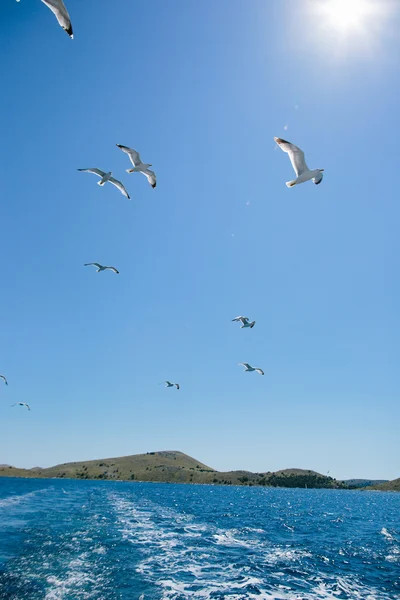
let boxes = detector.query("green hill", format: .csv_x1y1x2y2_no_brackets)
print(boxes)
342,479,388,489
364,477,400,492
0,450,346,489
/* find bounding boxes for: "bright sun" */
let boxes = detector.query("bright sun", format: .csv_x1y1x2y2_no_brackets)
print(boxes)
320,0,374,32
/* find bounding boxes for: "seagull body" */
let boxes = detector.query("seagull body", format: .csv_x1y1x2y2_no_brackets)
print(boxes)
41,0,73,39
12,402,31,411
78,168,130,199
238,363,264,375
232,316,255,329
274,137,324,187
0,375,8,386
84,263,119,274
116,145,157,188
164,381,180,390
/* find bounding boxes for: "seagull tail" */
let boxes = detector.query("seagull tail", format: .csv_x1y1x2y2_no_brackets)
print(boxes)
286,179,297,188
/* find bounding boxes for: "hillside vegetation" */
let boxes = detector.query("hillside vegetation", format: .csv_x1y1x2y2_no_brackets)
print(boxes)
0,450,346,488
364,478,400,492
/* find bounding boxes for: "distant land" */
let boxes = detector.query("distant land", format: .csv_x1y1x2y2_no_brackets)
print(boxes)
364,478,400,492
342,479,389,489
0,450,353,489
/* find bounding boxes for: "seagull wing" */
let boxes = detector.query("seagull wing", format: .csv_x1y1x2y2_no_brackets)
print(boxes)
274,137,309,176
109,177,130,199
84,263,102,269
41,0,73,38
239,363,251,369
0,375,7,385
165,381,172,387
174,383,180,390
232,316,249,322
78,168,105,178
142,169,156,188
105,266,119,274
255,368,264,375
24,403,31,410
116,145,142,167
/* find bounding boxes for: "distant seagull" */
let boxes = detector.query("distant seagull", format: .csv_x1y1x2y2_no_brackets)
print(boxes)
61,488,69,494
116,145,157,188
0,375,8,386
11,402,31,411
41,0,73,39
164,381,180,390
78,168,130,199
232,316,255,329
84,263,119,274
238,363,264,375
274,137,324,187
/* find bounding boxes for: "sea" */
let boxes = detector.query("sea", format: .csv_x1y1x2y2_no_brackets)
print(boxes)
0,478,399,599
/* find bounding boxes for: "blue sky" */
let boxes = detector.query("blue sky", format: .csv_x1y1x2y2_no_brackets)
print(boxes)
1,0,399,480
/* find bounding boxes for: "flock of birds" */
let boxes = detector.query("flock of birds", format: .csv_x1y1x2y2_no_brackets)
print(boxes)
6,0,325,410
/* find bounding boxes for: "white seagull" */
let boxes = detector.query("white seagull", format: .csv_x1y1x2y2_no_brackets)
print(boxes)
41,0,73,39
11,402,31,411
164,381,180,390
116,145,157,188
232,316,256,329
274,137,324,187
78,168,130,199
84,263,119,274
238,363,264,375
0,375,8,386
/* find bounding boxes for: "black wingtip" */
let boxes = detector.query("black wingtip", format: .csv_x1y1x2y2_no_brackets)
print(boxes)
152,183,156,189
65,25,73,38
314,179,322,185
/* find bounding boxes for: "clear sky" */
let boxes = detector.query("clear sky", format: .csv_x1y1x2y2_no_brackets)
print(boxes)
1,0,399,480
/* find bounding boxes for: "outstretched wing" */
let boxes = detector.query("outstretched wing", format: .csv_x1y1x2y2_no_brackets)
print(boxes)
41,0,73,39
116,144,142,167
238,363,251,369
142,169,156,188
255,368,264,376
109,177,130,199
174,383,180,390
84,263,102,269
105,266,119,274
232,316,249,323
274,137,309,176
78,168,105,178
0,375,7,385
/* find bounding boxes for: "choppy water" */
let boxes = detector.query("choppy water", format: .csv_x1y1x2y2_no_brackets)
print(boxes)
0,478,399,599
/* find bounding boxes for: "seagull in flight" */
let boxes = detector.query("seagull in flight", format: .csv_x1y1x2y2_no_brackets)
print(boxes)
232,316,256,329
78,168,130,199
39,0,73,39
238,363,264,375
164,381,180,390
116,145,157,188
84,263,119,274
12,402,31,411
0,375,8,386
274,137,324,187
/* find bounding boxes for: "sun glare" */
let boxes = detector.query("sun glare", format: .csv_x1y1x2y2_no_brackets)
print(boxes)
320,0,374,33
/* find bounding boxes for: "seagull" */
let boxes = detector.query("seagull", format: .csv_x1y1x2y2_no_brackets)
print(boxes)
40,0,73,39
11,402,31,411
78,169,130,199
274,137,324,187
164,381,180,390
84,263,119,274
116,145,157,188
0,375,8,386
238,363,264,375
232,316,256,329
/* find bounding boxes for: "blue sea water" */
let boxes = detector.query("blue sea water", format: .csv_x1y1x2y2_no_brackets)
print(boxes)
0,478,399,599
